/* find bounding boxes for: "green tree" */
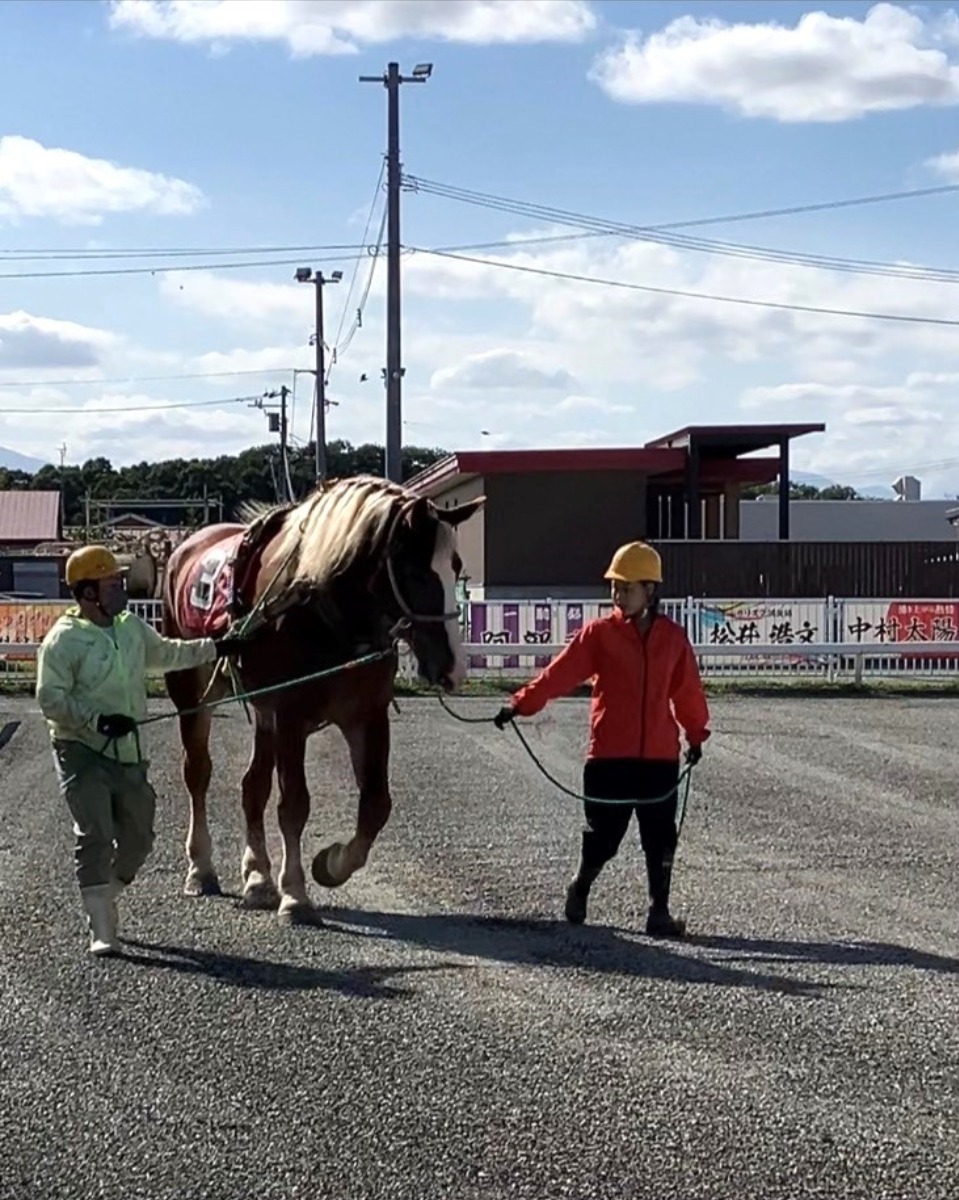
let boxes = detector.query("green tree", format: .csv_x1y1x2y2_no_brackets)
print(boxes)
743,480,863,501
0,441,450,526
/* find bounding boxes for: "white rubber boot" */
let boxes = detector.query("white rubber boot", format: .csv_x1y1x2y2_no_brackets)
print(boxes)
80,884,119,956
109,878,127,935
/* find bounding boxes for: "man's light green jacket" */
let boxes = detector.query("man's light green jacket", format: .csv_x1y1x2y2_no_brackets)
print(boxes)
36,609,217,763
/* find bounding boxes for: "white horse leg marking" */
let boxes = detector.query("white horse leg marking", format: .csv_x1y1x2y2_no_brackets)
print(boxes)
241,840,279,909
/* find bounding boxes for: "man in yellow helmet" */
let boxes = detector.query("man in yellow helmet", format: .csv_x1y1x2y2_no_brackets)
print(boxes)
36,545,244,957
495,541,709,937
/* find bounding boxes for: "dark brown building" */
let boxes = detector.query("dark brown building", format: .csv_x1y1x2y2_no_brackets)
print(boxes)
408,424,824,598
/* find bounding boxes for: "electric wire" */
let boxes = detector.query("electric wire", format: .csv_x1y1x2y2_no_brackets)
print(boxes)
0,368,295,390
329,158,386,364
0,251,376,281
0,395,259,415
0,242,367,262
407,175,959,285
413,247,959,329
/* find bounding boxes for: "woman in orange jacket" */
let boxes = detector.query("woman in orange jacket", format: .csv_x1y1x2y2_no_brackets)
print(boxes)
495,541,710,938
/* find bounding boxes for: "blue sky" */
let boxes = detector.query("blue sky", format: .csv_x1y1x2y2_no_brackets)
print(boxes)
3,0,959,496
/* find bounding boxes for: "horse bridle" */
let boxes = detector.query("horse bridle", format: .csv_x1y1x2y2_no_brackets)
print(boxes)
381,498,461,628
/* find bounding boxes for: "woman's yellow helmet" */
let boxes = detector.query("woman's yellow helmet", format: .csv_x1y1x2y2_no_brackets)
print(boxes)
603,542,663,584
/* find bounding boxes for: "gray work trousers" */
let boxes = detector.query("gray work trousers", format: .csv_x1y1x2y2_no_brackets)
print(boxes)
52,739,157,889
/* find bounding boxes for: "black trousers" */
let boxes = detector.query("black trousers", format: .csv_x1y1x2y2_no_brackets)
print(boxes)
578,758,680,910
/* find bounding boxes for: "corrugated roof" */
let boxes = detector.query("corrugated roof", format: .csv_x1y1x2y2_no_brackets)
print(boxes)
0,491,61,541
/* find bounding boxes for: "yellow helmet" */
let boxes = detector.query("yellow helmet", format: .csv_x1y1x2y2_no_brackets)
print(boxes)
65,545,122,587
604,541,663,584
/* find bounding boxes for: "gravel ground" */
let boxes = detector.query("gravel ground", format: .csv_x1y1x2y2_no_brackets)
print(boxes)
1,693,957,1200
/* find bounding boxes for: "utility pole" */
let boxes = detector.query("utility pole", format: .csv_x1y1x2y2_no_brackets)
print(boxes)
295,267,342,484
360,61,432,483
56,442,66,532
253,387,294,503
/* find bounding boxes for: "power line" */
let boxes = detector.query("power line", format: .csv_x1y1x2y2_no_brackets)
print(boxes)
0,242,367,262
0,251,375,281
413,247,959,328
330,158,386,364
0,395,259,416
408,176,959,286
429,227,959,284
0,367,294,390
408,174,959,232
328,207,388,383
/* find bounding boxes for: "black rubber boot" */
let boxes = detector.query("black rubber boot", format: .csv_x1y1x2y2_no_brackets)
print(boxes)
564,879,589,925
645,860,686,938
564,834,605,925
645,906,687,939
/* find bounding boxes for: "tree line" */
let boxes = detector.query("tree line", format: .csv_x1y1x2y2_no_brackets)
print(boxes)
742,482,863,501
0,440,449,527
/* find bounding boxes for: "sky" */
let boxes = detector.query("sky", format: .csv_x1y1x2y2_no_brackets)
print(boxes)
4,1,959,496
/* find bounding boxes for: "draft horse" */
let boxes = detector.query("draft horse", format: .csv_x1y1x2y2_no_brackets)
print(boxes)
161,475,483,922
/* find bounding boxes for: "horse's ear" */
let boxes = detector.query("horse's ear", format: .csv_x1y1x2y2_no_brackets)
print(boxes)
402,496,433,535
438,496,486,528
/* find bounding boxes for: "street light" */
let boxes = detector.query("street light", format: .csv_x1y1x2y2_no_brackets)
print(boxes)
294,267,342,482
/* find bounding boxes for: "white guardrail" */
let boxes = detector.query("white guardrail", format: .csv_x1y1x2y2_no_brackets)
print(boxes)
3,597,959,681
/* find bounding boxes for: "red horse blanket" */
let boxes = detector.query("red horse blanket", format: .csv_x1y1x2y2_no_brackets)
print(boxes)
178,531,247,639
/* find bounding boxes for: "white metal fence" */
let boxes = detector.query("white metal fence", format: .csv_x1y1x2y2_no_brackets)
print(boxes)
3,597,959,681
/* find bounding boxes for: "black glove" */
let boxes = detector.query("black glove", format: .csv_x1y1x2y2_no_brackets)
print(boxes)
215,635,246,659
97,713,137,739
493,705,516,730
685,744,703,767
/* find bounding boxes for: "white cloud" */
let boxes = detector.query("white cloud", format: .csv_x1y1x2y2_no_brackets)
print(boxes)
0,136,204,226
140,224,959,485
926,147,959,181
591,3,959,122
397,235,959,384
160,270,312,326
0,311,117,371
739,375,959,492
0,388,266,467
108,0,597,55
430,348,579,392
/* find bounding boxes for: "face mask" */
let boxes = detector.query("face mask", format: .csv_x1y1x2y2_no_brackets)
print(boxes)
99,580,128,618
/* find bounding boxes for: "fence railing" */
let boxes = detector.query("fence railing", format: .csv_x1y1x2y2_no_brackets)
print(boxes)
3,597,959,681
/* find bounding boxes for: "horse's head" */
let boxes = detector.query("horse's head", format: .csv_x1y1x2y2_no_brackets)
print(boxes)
275,477,483,694
382,494,484,693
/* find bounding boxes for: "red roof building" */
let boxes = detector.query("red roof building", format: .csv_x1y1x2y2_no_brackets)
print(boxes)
407,423,824,597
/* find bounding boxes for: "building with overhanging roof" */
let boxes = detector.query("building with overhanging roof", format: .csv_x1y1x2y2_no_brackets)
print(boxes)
407,422,824,597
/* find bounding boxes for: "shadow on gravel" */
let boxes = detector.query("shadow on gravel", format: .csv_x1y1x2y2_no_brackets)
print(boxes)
118,937,471,998
0,720,21,751
685,934,959,976
321,908,834,997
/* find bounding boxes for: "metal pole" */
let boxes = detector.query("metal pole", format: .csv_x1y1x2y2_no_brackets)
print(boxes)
314,277,327,483
361,61,430,483
57,442,66,533
280,385,293,503
385,62,402,483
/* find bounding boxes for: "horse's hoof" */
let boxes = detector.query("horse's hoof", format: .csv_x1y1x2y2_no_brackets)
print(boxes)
278,897,324,927
242,878,280,911
311,845,348,889
184,871,222,898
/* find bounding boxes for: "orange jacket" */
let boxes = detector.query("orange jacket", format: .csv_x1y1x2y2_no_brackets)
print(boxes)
511,610,710,762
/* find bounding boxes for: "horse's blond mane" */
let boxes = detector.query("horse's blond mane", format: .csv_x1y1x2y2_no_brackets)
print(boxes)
260,475,414,589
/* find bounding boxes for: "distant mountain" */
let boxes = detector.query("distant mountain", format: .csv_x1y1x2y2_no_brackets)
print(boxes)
789,471,893,500
0,445,46,473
